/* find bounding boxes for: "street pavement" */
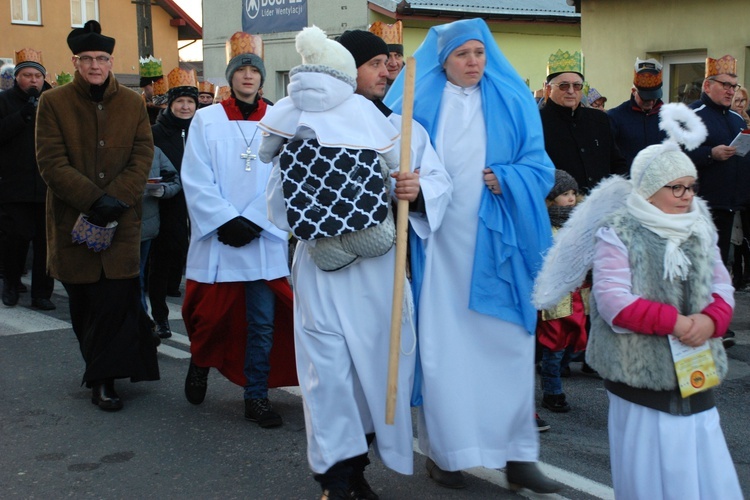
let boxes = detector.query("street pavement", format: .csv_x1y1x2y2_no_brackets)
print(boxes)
1,277,749,499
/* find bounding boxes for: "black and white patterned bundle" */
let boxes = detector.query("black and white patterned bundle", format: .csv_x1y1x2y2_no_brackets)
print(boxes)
279,138,389,241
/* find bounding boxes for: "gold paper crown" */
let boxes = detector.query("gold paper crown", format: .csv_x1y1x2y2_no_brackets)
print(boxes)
214,85,231,102
139,55,163,78
634,71,662,89
369,21,403,45
633,58,662,89
198,81,215,94
167,67,198,89
706,54,737,78
152,77,168,96
547,49,583,77
56,71,73,86
15,48,43,65
226,32,263,63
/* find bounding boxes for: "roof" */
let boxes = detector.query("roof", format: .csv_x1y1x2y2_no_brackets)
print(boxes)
155,0,202,40
369,0,579,21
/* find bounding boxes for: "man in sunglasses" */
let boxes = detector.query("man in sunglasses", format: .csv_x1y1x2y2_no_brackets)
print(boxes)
540,50,627,193
608,58,667,167
687,55,750,265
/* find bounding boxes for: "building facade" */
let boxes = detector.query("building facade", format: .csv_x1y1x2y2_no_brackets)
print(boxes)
1,0,200,88
202,0,580,102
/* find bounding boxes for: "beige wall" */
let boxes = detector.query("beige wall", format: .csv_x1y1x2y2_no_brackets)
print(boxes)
0,2,180,83
581,0,750,106
371,14,581,95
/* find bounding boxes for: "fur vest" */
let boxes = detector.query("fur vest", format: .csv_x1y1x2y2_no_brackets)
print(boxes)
587,209,728,391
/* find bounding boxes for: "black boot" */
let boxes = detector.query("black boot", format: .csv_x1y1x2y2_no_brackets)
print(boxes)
425,457,466,489
91,378,123,411
505,461,562,493
348,442,379,500
184,360,209,405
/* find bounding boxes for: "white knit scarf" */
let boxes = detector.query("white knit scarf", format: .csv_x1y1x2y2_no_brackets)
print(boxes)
626,192,713,281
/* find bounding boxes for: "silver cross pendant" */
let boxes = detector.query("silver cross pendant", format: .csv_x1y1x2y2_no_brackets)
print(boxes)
241,146,257,171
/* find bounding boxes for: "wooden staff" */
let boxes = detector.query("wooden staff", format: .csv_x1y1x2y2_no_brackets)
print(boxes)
386,57,416,425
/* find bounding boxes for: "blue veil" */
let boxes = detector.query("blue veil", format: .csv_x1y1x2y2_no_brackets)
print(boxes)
385,18,554,336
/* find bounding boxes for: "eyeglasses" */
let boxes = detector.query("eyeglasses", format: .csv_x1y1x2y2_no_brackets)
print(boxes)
550,82,584,92
708,78,740,92
663,182,699,198
75,55,111,65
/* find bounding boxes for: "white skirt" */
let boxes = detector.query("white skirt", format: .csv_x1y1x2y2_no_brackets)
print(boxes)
607,391,743,500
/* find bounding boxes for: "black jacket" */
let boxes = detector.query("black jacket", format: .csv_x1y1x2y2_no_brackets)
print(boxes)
540,99,628,193
688,93,750,211
608,96,666,168
151,107,192,241
0,81,51,203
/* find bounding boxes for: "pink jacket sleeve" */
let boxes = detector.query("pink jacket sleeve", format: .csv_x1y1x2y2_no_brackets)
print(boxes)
593,226,734,336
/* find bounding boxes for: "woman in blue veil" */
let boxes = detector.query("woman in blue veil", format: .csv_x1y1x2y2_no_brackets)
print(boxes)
384,18,559,493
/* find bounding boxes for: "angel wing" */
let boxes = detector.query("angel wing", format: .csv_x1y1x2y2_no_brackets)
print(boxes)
533,175,632,310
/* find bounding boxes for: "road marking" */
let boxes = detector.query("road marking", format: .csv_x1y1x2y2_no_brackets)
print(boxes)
278,386,615,499
0,305,71,335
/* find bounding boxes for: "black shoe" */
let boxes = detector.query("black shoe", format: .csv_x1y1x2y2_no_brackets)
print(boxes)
425,457,466,489
321,488,350,500
723,329,736,349
166,289,182,298
91,380,123,412
505,461,562,493
244,398,283,428
2,282,19,306
350,474,379,500
535,413,551,432
31,298,56,310
542,393,571,413
184,361,209,405
581,362,600,377
154,319,172,339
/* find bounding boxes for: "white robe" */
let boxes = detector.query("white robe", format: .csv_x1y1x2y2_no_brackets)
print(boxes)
181,104,289,284
267,113,452,475
417,83,539,471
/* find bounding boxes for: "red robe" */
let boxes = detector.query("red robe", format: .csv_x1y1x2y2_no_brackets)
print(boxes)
181,96,297,388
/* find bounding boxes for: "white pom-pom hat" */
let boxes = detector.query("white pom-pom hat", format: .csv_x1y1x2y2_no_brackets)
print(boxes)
295,26,357,81
630,103,707,199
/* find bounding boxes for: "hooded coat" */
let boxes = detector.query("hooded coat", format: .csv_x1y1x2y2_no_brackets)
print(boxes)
36,71,153,283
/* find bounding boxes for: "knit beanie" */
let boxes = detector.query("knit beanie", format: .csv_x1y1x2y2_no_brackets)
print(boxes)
547,170,578,200
167,85,199,106
630,145,697,199
294,26,357,88
14,61,46,77
225,53,266,89
336,30,389,68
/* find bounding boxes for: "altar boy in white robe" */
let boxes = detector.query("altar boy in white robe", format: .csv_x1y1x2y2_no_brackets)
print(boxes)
263,28,452,500
180,32,296,428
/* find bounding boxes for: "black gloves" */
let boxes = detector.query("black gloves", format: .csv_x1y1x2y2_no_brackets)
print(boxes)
87,194,129,227
217,216,261,247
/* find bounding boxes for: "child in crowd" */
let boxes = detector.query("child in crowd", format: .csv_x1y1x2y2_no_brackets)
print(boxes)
537,170,589,413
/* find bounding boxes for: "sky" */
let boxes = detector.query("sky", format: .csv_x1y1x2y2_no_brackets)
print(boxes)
174,0,203,61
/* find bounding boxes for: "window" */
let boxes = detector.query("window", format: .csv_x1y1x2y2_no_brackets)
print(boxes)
662,52,706,104
11,0,41,25
278,71,290,98
71,0,98,27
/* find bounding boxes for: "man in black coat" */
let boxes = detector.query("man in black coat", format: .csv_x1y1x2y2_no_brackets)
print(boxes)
540,66,627,193
0,51,55,309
